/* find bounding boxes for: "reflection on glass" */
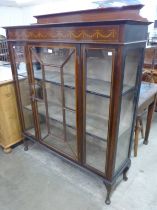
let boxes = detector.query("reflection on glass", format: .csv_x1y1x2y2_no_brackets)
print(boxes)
115,48,141,172
31,47,75,87
119,92,135,136
115,91,134,172
13,45,35,136
123,49,141,90
30,46,77,159
13,45,27,75
85,48,114,173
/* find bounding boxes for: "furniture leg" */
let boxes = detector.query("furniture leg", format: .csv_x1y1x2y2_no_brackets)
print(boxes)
134,118,140,157
143,95,157,145
123,159,131,181
104,183,112,205
139,118,144,138
23,138,28,151
3,147,12,153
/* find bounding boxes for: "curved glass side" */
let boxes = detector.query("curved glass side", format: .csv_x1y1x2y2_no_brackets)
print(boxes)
115,48,142,173
12,45,35,137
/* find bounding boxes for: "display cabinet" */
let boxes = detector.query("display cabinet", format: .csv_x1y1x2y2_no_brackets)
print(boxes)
5,4,149,204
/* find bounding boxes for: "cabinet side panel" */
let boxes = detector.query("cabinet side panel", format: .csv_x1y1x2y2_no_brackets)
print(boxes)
9,44,36,138
114,46,145,173
124,25,148,43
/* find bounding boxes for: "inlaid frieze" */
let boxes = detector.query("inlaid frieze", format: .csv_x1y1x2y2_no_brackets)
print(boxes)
7,26,119,43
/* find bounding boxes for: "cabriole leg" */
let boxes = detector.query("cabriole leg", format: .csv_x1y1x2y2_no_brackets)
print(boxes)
123,160,131,181
123,168,128,181
104,183,112,205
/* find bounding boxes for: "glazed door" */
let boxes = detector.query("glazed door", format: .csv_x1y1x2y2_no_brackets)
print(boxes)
82,45,116,175
27,44,80,161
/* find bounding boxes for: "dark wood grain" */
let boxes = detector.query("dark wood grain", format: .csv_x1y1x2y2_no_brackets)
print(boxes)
6,5,149,205
35,4,147,24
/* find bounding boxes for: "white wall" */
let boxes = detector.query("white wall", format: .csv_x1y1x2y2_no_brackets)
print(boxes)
1,1,157,36
21,1,157,30
21,0,96,25
0,1,97,35
140,0,157,36
0,7,24,36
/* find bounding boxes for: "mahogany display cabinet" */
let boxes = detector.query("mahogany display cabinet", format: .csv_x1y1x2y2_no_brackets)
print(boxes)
5,4,149,204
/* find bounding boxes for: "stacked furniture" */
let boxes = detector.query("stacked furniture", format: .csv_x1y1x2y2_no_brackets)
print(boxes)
143,46,157,110
0,36,9,64
144,46,157,69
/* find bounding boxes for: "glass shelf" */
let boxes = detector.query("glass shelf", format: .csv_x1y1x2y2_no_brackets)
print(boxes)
25,122,78,159
24,102,108,140
19,69,134,98
24,101,130,141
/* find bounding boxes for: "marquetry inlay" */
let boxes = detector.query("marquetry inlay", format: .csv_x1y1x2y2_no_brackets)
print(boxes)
7,26,119,43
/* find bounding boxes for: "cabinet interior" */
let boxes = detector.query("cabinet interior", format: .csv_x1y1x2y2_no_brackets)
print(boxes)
13,44,141,173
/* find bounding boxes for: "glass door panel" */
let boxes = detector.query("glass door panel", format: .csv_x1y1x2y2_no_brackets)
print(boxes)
12,45,35,137
84,47,115,173
115,48,142,172
29,45,78,160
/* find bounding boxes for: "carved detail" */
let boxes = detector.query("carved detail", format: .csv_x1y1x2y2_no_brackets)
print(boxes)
7,26,119,42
